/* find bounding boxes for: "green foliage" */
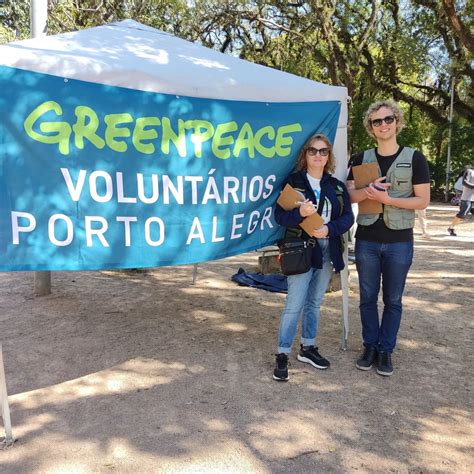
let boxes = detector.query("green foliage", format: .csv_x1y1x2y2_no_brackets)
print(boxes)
0,0,473,197
429,118,474,193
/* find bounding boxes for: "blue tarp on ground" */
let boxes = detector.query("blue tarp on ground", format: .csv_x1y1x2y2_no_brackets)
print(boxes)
231,268,287,293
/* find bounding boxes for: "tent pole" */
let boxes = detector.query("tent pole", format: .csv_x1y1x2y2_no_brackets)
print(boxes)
31,0,51,296
0,344,13,446
340,234,349,350
192,264,198,284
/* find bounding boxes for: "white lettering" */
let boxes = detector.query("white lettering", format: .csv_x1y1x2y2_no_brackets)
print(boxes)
144,217,164,246
116,172,137,203
231,213,244,239
90,171,113,203
85,216,109,247
116,216,137,247
48,214,73,246
61,168,87,201
187,217,205,244
11,211,36,244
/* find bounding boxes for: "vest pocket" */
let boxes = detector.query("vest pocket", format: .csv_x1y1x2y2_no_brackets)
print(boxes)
392,168,412,192
384,206,415,230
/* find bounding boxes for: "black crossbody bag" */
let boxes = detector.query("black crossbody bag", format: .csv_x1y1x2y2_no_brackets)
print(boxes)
277,187,326,276
278,236,316,276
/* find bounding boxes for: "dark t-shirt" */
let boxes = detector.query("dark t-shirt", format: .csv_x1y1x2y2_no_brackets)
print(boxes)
348,146,430,243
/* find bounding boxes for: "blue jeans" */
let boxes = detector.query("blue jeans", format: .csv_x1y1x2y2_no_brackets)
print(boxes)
355,239,413,353
277,239,333,353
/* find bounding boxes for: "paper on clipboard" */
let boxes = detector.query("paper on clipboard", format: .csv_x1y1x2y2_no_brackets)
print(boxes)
351,162,383,214
277,184,306,210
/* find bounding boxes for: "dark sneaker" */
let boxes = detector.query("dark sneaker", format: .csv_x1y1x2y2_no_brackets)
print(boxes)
448,227,457,236
377,352,394,376
297,345,330,369
273,353,289,381
356,346,377,370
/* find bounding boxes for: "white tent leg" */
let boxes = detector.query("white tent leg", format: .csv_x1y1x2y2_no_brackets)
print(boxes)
340,235,350,350
0,344,13,447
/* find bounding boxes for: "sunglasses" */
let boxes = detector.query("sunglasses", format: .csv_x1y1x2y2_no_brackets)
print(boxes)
306,146,329,157
370,115,396,127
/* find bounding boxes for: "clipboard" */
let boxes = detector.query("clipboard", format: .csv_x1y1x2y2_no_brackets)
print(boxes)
351,162,383,214
277,184,306,210
299,212,324,235
277,184,324,233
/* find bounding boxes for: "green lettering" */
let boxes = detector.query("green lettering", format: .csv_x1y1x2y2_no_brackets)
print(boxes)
73,106,105,150
254,126,276,158
104,113,133,152
132,117,160,154
275,123,302,157
233,122,255,158
185,120,214,158
212,121,238,160
161,117,186,157
23,100,72,156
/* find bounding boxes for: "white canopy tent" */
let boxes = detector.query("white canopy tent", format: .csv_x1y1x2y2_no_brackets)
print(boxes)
0,20,350,442
0,18,350,335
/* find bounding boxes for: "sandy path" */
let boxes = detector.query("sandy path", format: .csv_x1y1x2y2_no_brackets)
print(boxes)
1,203,473,473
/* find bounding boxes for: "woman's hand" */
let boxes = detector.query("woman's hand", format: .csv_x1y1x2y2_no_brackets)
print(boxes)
299,199,316,217
311,225,329,238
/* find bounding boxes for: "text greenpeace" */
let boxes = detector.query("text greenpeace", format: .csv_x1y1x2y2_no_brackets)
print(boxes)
24,101,302,158
0,67,341,271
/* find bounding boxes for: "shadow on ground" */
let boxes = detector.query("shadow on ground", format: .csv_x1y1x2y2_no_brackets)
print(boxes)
0,203,472,472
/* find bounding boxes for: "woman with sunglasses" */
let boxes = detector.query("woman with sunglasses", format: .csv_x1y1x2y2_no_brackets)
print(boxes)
346,100,430,376
273,134,354,381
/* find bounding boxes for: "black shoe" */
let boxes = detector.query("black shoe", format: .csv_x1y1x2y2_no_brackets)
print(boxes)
297,345,330,369
273,353,289,381
448,227,457,236
356,346,377,371
377,352,394,376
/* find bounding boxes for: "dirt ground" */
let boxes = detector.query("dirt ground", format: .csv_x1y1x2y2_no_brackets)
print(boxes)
0,203,473,473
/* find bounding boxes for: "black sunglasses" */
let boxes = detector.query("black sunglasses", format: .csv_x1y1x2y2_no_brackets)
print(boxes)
306,146,329,157
370,115,396,127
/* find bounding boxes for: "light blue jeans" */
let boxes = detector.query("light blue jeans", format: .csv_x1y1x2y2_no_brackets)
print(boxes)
277,239,333,354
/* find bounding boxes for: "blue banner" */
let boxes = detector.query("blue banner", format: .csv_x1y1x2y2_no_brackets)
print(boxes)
0,66,340,271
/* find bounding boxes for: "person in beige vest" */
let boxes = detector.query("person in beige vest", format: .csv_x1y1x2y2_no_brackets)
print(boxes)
346,100,430,376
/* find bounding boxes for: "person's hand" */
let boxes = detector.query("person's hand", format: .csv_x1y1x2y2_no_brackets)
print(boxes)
365,183,391,204
311,225,329,238
299,199,316,217
371,176,391,191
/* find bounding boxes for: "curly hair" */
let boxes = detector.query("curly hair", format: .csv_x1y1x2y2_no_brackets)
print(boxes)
295,133,335,174
363,99,405,138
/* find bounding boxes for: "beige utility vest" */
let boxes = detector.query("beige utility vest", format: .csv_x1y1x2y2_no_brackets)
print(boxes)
357,147,415,230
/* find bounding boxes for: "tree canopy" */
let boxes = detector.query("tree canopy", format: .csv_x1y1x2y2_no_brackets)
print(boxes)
1,0,472,194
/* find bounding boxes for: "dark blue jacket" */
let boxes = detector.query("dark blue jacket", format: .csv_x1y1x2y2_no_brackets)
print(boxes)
275,170,354,272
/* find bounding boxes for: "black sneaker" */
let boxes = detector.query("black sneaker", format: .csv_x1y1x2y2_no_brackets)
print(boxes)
448,227,457,236
273,353,289,381
297,345,330,369
377,352,394,376
356,346,377,370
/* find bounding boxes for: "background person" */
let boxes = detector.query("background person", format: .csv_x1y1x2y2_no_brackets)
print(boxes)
448,165,474,236
273,134,354,381
346,99,430,376
417,209,429,237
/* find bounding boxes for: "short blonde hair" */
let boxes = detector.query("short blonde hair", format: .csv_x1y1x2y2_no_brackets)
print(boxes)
363,99,405,138
295,133,335,174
